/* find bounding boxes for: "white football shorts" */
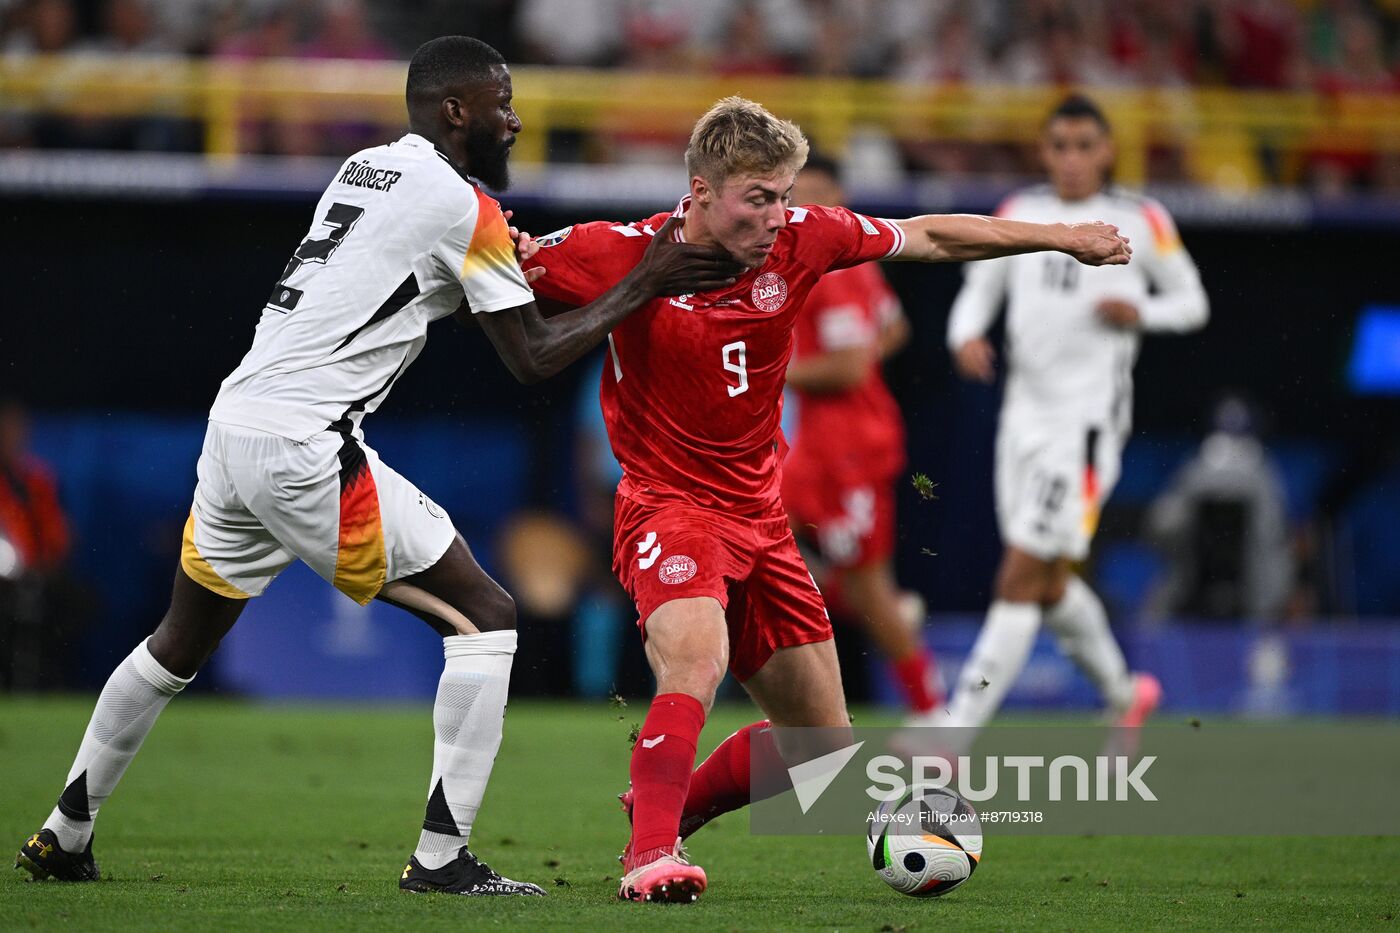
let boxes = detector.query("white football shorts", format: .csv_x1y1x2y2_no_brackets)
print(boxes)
180,420,456,604
994,421,1122,562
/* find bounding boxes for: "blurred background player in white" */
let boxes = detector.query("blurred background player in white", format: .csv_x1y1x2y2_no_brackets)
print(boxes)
782,154,943,721
943,94,1209,744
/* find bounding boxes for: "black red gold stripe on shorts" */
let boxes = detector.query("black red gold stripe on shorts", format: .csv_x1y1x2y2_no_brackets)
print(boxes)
1082,428,1102,537
333,433,386,604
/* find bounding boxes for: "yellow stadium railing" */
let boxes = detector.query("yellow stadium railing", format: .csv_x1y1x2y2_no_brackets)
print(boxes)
4,54,1400,190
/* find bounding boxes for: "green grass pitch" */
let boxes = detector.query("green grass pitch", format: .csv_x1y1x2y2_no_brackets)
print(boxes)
2,697,1396,931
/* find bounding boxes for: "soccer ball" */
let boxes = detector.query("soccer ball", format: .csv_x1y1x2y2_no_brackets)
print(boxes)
866,785,983,897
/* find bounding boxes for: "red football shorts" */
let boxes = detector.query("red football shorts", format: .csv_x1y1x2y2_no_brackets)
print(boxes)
612,493,833,682
782,469,897,569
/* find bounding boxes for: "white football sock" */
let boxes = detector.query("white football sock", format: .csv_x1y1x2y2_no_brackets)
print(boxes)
43,637,193,852
1043,576,1134,712
414,630,516,870
943,601,1041,743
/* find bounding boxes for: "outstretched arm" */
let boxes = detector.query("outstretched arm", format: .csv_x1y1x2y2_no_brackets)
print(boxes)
471,215,740,384
893,214,1132,266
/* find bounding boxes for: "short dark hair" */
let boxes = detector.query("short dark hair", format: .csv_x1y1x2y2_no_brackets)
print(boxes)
1046,94,1112,134
799,151,843,186
406,36,506,104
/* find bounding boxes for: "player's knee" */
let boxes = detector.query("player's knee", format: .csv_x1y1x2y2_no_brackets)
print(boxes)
993,565,1038,603
995,550,1061,604
470,585,516,633
660,655,725,711
1042,571,1070,607
686,654,727,698
147,615,216,678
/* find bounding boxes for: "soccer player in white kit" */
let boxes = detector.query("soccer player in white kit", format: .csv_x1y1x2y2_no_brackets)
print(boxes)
940,96,1208,743
15,36,741,894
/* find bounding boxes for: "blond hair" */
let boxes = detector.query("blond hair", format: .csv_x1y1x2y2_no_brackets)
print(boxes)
685,96,810,187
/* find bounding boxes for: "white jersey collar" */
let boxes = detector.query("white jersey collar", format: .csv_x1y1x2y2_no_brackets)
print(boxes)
397,133,479,186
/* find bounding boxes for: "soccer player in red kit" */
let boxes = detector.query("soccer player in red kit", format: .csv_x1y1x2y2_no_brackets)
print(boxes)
781,154,943,720
522,97,1131,904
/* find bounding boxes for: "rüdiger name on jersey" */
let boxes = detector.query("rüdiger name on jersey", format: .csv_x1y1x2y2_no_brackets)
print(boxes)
211,133,531,442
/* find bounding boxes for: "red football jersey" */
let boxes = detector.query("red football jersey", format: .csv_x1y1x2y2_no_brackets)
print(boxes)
785,263,907,483
525,198,905,515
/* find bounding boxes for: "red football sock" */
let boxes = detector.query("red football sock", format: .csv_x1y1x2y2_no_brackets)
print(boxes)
893,649,942,713
626,692,706,870
679,720,790,837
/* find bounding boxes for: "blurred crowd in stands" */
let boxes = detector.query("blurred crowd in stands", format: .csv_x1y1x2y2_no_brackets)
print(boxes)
4,0,1400,190
4,0,1399,89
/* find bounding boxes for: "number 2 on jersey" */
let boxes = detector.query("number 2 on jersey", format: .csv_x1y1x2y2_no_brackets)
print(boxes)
268,202,365,312
723,341,749,397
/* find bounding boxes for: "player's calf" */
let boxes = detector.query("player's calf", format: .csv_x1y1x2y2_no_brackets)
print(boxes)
626,718,794,846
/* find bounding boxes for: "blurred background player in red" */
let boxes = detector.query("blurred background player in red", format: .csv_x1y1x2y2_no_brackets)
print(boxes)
0,397,69,580
781,154,943,722
0,395,83,692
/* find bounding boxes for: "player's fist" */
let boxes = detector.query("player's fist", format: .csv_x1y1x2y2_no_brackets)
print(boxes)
1061,221,1132,266
954,337,996,383
1095,298,1141,328
633,214,744,296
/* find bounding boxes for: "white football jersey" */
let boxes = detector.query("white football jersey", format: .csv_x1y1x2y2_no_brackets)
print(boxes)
209,133,534,440
946,185,1208,438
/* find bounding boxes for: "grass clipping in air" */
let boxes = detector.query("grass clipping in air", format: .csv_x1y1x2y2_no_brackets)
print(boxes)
911,473,937,501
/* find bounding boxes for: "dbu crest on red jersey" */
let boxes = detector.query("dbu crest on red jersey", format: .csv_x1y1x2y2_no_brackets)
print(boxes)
751,272,788,312
658,554,698,584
